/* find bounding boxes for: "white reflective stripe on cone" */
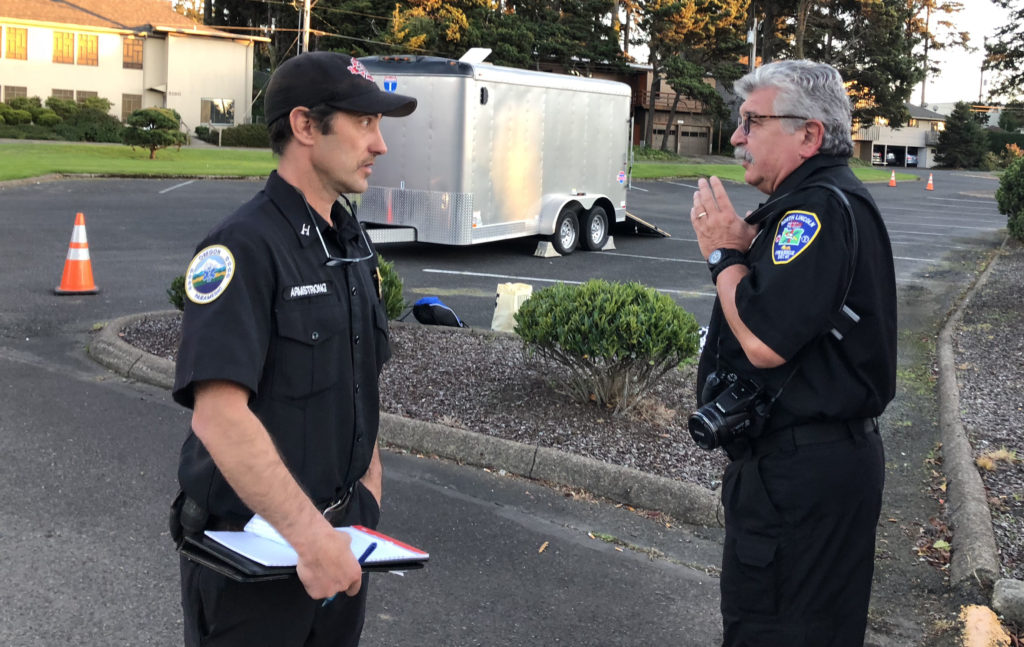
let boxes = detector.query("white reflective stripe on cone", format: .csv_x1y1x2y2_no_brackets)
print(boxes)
67,248,91,261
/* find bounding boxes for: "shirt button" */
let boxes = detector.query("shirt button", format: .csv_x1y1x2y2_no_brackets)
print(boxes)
351,286,358,296
311,331,319,341
353,335,360,344
354,383,360,393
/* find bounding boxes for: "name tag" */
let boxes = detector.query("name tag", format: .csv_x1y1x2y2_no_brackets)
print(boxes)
284,282,333,300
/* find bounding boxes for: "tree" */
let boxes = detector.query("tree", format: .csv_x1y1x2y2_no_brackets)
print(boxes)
907,1,969,106
935,101,990,168
123,108,188,159
985,0,1024,100
999,101,1024,132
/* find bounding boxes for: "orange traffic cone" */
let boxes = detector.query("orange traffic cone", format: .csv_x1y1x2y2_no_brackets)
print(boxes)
54,212,99,295
888,170,896,187
925,173,934,191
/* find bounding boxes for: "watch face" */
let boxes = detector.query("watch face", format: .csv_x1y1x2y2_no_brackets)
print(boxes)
709,249,723,264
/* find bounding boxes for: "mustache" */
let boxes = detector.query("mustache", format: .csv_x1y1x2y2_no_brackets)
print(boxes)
734,146,753,164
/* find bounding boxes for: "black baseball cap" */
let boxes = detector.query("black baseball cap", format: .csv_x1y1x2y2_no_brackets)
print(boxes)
264,51,417,125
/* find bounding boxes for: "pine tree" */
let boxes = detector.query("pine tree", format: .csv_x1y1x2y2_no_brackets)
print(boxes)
935,101,990,168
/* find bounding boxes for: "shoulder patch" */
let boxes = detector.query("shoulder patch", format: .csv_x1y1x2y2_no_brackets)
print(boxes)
772,210,821,265
185,244,236,304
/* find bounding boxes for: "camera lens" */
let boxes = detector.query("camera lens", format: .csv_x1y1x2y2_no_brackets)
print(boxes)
688,407,727,450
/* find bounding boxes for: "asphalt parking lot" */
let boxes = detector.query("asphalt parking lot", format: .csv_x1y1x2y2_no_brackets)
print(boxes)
0,168,1007,646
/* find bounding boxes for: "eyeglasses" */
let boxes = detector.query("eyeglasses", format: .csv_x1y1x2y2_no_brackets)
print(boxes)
737,113,809,136
302,196,374,267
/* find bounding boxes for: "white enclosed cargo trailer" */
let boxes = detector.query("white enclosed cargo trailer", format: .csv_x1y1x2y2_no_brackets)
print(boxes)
356,50,633,255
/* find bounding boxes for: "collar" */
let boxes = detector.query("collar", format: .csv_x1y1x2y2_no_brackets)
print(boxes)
769,154,848,201
263,171,362,247
746,155,849,228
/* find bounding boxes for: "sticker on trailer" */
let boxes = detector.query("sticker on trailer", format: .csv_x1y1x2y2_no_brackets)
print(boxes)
617,170,626,184
383,76,398,92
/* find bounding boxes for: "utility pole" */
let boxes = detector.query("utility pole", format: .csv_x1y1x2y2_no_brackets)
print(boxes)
919,3,930,106
299,0,311,54
747,18,759,73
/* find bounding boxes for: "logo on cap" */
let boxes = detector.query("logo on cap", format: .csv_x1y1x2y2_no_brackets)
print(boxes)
348,59,374,81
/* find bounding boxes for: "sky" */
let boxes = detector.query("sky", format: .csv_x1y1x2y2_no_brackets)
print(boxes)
914,1,1014,107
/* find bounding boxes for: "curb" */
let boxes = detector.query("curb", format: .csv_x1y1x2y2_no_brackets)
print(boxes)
936,238,1007,597
89,312,723,528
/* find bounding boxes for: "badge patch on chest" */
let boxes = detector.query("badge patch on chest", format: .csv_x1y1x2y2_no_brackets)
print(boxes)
185,245,235,304
284,282,333,300
772,210,821,264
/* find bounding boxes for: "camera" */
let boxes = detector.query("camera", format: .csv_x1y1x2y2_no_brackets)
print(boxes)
688,371,769,450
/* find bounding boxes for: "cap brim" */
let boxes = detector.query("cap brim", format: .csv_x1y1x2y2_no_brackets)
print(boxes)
329,89,417,118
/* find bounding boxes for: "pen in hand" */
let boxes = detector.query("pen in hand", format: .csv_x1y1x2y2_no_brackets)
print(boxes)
322,542,378,607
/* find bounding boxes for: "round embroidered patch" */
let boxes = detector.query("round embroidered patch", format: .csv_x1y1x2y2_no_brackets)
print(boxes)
185,245,236,304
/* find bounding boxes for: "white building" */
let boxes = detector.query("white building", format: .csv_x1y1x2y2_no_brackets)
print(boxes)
0,0,267,130
852,103,947,169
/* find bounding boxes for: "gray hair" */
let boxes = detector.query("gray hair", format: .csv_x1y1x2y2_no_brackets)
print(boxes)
734,60,853,158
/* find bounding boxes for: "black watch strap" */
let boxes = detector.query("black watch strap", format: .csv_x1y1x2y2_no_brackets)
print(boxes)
707,248,748,284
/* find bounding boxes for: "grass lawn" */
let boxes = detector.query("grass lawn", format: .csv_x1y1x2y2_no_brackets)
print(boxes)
630,160,913,184
0,139,913,185
0,140,276,181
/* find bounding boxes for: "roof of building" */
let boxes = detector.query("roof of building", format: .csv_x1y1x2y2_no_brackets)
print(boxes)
907,103,947,121
0,0,260,40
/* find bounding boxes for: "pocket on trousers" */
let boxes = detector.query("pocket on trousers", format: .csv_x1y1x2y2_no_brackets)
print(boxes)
355,481,382,530
723,531,779,618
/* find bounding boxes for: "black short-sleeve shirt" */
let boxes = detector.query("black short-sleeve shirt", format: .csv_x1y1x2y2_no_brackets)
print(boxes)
699,155,897,430
173,171,390,521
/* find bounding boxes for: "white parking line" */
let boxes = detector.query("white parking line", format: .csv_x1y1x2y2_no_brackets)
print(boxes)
665,181,700,189
159,180,196,194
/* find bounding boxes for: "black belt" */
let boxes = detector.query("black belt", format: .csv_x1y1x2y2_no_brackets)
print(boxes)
205,483,356,532
749,418,877,456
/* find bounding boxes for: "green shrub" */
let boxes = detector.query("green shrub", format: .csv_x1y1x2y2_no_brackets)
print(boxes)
514,279,700,416
195,125,210,138
55,105,123,142
34,109,62,127
168,275,186,311
377,254,408,320
0,123,61,139
45,97,80,120
997,155,1024,241
0,114,5,125
7,96,42,112
123,107,186,158
220,123,269,148
2,108,32,125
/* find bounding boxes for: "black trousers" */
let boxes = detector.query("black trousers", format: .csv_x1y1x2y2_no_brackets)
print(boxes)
720,425,885,647
180,483,381,647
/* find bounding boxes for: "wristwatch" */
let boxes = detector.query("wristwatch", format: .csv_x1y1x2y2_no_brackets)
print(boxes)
707,248,748,284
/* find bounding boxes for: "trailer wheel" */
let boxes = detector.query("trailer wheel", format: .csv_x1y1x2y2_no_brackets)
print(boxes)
581,205,610,251
550,209,579,255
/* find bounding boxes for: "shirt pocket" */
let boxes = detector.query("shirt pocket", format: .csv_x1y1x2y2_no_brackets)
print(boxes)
271,302,348,399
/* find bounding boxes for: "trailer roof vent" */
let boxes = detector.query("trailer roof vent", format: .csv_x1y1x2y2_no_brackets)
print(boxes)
459,48,492,64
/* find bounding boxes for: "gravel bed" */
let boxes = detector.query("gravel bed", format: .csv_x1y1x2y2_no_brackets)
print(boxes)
954,237,1024,580
120,314,728,490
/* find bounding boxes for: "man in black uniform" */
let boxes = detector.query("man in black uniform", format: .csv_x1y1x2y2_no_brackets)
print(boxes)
689,60,896,646
170,51,415,646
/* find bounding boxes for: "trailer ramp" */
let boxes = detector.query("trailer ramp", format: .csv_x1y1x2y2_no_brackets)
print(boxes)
624,211,670,237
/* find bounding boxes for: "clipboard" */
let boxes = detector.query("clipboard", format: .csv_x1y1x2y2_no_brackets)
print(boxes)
179,520,428,582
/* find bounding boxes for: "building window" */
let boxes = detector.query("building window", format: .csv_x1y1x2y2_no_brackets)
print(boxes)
121,93,142,121
5,26,27,60
122,36,143,69
77,34,98,66
76,90,98,102
51,88,75,101
931,121,945,132
53,32,75,64
4,86,27,102
201,98,235,125
908,118,918,128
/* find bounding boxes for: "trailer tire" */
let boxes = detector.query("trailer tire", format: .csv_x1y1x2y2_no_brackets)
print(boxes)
550,209,579,255
581,205,610,251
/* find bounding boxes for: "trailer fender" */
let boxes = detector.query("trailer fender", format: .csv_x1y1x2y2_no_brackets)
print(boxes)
538,195,613,235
